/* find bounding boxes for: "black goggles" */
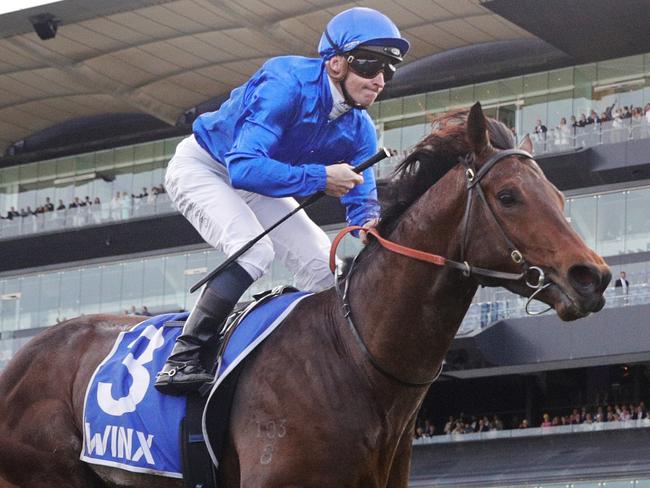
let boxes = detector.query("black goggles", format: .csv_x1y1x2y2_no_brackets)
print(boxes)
346,54,397,81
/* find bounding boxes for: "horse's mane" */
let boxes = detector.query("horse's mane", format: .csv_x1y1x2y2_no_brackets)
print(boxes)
377,108,515,235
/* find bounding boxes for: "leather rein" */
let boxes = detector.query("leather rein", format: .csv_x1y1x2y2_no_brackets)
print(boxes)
329,148,551,388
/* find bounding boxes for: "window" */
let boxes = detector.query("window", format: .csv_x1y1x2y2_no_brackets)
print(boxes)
596,192,625,256
567,195,597,249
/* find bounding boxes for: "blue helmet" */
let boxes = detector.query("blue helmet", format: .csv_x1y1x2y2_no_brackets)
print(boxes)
318,7,410,62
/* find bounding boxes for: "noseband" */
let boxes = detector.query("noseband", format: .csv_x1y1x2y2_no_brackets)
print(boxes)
331,148,552,388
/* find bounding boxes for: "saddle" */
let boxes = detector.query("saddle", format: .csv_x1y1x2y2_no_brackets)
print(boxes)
180,285,299,488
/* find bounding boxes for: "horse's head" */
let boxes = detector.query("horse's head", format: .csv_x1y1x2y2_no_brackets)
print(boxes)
460,102,611,320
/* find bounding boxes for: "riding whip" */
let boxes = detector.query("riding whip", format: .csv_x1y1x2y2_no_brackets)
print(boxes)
190,147,393,293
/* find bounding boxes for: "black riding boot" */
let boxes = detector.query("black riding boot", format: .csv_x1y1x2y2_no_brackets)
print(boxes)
156,262,253,395
155,287,235,395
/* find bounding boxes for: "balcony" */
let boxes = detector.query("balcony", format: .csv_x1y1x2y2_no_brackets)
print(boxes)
0,194,176,240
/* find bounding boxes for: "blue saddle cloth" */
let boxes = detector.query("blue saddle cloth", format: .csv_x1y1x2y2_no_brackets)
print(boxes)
81,291,311,478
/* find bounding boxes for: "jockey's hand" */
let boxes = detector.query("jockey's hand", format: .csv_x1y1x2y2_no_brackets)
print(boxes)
325,163,364,197
360,218,379,244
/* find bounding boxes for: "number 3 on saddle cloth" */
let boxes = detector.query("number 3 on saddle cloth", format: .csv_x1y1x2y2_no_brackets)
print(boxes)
81,286,311,484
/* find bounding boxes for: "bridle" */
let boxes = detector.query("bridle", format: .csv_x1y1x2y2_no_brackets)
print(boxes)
330,148,552,388
459,148,550,300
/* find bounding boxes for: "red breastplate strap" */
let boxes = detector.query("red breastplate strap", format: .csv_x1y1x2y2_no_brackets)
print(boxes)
329,226,447,273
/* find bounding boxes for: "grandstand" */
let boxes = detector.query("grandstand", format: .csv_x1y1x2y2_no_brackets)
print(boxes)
1,0,650,486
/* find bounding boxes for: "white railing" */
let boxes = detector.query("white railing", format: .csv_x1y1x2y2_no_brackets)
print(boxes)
457,284,648,336
0,194,176,240
413,418,650,445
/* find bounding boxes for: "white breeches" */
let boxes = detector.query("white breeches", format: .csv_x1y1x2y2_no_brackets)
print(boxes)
165,135,334,292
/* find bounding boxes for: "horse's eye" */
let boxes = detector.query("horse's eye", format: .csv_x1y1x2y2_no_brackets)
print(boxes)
497,190,517,206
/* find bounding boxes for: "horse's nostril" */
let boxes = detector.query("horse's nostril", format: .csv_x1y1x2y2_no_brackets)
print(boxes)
568,265,599,292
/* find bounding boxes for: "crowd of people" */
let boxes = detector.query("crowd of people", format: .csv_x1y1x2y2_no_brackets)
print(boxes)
123,305,153,316
0,184,165,222
414,401,649,439
530,102,650,147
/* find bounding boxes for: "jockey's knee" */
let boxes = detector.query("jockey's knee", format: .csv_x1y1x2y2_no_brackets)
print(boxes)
236,237,275,281
294,256,334,292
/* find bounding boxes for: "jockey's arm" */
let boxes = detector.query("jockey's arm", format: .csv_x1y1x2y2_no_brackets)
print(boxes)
224,72,327,198
224,69,380,228
339,120,381,229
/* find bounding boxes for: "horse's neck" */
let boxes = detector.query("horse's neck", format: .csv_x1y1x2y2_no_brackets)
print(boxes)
348,167,478,388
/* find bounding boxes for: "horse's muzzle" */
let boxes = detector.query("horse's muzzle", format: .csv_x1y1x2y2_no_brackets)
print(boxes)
552,264,611,320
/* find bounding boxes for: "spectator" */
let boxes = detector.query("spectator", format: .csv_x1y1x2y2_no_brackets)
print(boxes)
133,187,149,199
533,118,547,139
121,191,131,219
141,305,152,316
555,117,571,146
44,197,54,212
146,187,157,204
620,406,631,421
541,413,552,427
84,196,92,206
443,416,454,434
5,206,19,220
615,271,629,294
518,419,529,429
577,113,588,127
476,418,490,432
93,197,101,205
57,199,66,210
595,406,604,422
424,419,435,437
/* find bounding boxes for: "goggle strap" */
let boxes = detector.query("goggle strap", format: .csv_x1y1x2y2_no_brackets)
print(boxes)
324,28,344,56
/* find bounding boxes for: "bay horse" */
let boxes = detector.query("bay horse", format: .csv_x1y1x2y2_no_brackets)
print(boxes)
0,103,610,488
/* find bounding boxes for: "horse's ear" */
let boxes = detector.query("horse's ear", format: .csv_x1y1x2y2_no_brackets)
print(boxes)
519,133,533,153
467,102,490,154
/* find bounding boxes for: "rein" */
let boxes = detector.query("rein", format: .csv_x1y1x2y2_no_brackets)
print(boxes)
329,148,552,388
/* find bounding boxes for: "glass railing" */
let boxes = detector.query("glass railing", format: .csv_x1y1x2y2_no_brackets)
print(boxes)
457,284,649,335
531,118,650,155
377,118,650,176
0,193,176,239
413,418,650,446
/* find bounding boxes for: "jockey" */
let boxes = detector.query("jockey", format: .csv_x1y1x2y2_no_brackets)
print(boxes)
155,7,409,395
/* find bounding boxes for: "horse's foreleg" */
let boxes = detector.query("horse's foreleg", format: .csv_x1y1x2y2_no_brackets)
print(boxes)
0,403,105,488
385,415,416,488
